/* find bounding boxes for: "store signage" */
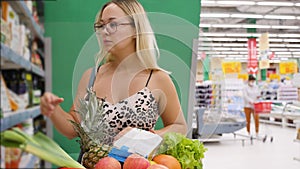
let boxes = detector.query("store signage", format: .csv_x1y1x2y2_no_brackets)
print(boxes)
247,38,258,74
259,33,270,69
279,60,297,74
222,61,241,74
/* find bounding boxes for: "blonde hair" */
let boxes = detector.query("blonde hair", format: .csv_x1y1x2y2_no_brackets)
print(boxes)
95,0,162,71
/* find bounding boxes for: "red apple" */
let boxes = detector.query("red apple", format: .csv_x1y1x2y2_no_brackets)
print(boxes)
147,164,169,169
94,156,121,169
123,154,151,169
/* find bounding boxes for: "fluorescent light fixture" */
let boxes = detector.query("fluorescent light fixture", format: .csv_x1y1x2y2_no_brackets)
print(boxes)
223,43,245,47
242,24,271,29
276,52,292,55
270,48,288,51
199,24,211,27
200,13,230,17
296,3,300,6
269,39,283,42
277,34,300,38
201,13,299,20
269,44,286,47
269,60,281,63
289,48,300,52
201,33,225,37
264,15,296,20
200,24,298,30
287,44,300,48
216,1,255,5
231,14,263,19
271,25,300,29
280,58,289,61
256,1,294,6
284,39,300,42
211,24,242,28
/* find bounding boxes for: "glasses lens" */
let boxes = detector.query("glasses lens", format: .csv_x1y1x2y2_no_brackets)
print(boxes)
107,22,118,33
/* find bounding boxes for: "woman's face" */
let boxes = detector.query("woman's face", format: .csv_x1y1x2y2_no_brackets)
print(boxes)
97,3,136,54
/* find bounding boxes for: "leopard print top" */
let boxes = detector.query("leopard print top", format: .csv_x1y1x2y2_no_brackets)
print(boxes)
87,69,159,146
100,87,159,145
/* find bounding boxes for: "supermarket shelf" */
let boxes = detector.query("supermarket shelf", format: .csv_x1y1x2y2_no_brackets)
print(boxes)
1,43,45,77
31,63,45,77
8,1,44,41
36,49,45,59
1,43,31,70
0,106,41,132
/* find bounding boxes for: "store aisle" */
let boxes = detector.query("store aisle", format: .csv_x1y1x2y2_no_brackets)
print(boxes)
202,124,300,169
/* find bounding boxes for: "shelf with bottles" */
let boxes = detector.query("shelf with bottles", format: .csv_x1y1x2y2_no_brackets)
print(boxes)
1,43,45,77
6,1,44,41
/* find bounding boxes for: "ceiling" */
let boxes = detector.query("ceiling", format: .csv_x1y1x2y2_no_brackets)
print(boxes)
198,0,300,61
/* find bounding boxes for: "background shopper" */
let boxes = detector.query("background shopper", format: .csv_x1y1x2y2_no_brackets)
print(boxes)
243,74,261,136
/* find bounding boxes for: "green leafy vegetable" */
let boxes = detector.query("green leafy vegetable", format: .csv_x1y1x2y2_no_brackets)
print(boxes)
157,132,207,169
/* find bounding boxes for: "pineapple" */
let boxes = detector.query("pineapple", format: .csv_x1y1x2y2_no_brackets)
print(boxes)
69,88,112,169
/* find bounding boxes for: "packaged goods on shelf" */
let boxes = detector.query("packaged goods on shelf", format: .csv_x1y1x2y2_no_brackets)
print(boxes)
0,18,11,45
277,85,298,101
0,75,11,113
195,82,212,108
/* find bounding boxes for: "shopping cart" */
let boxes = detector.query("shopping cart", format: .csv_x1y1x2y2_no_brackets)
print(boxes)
253,101,274,142
254,101,272,114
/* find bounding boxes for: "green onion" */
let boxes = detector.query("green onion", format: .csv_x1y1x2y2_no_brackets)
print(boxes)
0,127,85,168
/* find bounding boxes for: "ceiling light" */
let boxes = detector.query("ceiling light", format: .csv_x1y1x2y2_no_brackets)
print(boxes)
223,43,245,47
200,13,230,17
242,24,271,29
287,44,300,48
215,1,255,5
271,25,300,29
231,14,263,18
269,44,286,47
256,1,294,6
277,34,300,38
200,13,299,20
211,24,242,28
264,15,296,20
284,39,300,42
200,23,299,30
289,48,300,52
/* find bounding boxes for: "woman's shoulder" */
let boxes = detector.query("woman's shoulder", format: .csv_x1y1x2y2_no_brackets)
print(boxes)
151,69,173,87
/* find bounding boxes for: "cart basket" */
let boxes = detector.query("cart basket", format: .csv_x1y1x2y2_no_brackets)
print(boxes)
254,101,272,114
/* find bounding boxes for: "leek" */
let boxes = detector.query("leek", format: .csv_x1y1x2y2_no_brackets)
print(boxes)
0,127,85,168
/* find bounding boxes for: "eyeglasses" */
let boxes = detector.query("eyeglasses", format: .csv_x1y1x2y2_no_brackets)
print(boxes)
94,21,133,34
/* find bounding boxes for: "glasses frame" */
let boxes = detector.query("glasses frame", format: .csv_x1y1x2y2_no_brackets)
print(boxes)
94,21,134,34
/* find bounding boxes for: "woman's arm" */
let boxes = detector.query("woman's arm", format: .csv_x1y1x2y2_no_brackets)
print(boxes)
40,68,93,139
152,71,187,136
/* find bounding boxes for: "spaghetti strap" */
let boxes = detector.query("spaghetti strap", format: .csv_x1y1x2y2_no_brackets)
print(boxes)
145,70,153,87
88,67,97,89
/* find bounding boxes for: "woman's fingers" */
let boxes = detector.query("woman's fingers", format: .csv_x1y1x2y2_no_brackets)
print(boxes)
40,92,64,117
114,127,133,141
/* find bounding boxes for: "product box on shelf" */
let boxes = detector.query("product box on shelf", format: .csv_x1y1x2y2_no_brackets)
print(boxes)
4,3,21,55
0,18,11,45
0,75,11,113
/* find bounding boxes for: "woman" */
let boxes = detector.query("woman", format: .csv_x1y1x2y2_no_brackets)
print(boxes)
40,0,187,146
243,74,261,136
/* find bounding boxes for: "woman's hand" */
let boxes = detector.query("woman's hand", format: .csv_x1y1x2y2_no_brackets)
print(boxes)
40,92,64,117
114,127,133,142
